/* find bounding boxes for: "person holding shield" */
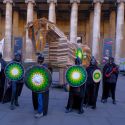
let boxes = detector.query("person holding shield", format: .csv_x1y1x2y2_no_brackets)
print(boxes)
101,57,119,104
84,57,101,109
65,57,86,114
3,53,24,109
9,53,24,110
32,54,50,118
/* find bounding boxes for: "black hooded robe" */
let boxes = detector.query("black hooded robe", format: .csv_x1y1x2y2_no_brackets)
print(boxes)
0,58,6,102
84,65,100,108
66,84,86,111
2,61,24,103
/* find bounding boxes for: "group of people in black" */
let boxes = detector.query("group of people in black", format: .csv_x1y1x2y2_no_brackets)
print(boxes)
65,56,119,114
0,52,119,118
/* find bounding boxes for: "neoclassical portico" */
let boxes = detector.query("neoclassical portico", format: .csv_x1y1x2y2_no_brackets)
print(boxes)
1,0,125,65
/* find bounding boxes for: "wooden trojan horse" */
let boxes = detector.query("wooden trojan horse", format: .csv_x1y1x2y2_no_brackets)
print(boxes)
26,18,91,85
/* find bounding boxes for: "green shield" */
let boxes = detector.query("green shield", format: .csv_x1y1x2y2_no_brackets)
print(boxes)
5,61,24,81
93,69,102,83
24,65,52,92
66,65,87,87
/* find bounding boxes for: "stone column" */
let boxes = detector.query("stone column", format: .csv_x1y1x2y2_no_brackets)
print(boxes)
70,0,80,43
85,19,89,45
3,0,13,61
92,0,104,62
109,8,116,57
89,9,94,49
115,0,125,64
47,0,56,23
13,9,19,37
0,11,2,39
34,9,37,20
25,0,35,62
33,7,38,20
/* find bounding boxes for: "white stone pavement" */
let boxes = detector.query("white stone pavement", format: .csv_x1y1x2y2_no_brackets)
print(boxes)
0,75,125,125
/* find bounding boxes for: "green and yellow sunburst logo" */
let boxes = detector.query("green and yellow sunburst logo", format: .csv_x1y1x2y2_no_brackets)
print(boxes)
66,65,87,87
25,65,52,92
93,69,102,83
75,48,83,60
5,61,24,81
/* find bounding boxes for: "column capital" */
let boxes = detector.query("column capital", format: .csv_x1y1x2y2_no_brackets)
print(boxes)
117,0,125,3
3,0,13,4
110,6,117,12
70,0,80,4
47,0,57,3
93,0,104,3
89,6,94,11
25,0,35,4
13,7,20,11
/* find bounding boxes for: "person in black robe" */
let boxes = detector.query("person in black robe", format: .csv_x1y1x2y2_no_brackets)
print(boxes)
10,53,24,110
65,57,85,114
84,57,101,109
0,53,7,102
2,53,24,105
101,57,119,104
32,54,50,118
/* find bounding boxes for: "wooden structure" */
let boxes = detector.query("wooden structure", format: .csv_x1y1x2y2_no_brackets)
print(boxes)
26,18,91,68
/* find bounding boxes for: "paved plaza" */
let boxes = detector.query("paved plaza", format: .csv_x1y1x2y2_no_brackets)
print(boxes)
0,75,125,125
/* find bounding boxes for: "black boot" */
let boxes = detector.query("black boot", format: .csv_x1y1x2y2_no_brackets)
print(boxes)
78,108,84,114
101,99,107,103
91,105,96,109
113,100,116,104
15,100,19,106
65,107,72,113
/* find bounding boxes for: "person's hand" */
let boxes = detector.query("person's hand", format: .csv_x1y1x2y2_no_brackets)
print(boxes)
113,67,117,72
105,73,110,77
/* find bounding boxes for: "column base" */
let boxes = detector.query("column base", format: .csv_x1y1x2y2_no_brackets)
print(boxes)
24,58,36,63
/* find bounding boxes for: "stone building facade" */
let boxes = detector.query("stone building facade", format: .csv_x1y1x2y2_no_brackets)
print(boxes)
0,0,125,64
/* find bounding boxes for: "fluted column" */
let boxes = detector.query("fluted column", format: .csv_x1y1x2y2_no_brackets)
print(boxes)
92,0,103,62
25,0,35,62
34,9,37,20
89,8,94,49
3,0,13,61
115,0,125,64
70,0,80,43
0,11,2,39
13,9,19,37
47,0,56,23
109,8,116,57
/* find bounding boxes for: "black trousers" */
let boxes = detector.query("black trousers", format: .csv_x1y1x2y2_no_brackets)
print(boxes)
102,82,116,101
101,82,109,100
106,83,116,101
0,73,5,102
0,86,4,102
32,92,38,110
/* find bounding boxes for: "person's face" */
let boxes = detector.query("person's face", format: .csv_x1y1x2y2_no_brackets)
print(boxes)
38,61,43,64
91,59,96,65
15,55,21,61
109,58,114,64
